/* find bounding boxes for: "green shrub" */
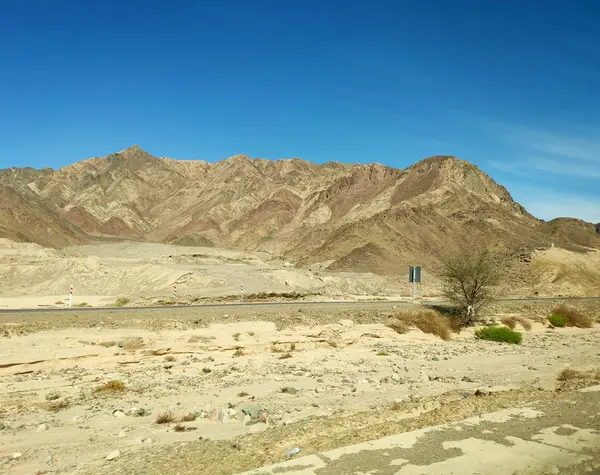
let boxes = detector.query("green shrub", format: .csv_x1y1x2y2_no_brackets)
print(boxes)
550,305,593,328
547,314,568,327
114,297,130,307
475,326,522,344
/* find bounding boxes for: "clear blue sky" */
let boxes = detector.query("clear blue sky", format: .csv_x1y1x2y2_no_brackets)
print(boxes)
1,0,599,222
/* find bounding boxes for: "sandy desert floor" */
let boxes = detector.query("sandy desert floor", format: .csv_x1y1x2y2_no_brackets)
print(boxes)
1,302,599,475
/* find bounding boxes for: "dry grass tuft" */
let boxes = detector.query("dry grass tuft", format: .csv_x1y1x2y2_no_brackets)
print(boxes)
376,351,390,356
181,413,197,422
390,401,403,411
156,410,175,424
114,297,131,307
278,353,293,359
233,347,245,357
551,305,594,328
164,355,177,362
94,380,126,394
45,398,69,412
123,337,145,350
237,391,250,397
388,310,453,341
501,316,532,331
232,332,241,341
98,341,117,348
557,368,600,381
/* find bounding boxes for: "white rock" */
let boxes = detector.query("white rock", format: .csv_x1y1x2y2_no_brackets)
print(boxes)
314,386,323,393
106,450,120,461
12,452,22,459
118,431,127,438
143,437,153,444
113,410,125,418
37,423,49,432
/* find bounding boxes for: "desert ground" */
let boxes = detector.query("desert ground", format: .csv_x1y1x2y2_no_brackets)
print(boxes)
2,240,599,312
1,301,599,475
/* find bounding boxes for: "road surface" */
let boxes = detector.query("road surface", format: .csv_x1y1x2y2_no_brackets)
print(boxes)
238,385,600,475
1,296,599,314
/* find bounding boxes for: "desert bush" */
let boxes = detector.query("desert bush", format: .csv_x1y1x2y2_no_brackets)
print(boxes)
388,310,453,341
501,316,532,331
122,337,145,350
557,368,600,381
164,355,177,362
440,248,502,326
233,347,245,357
45,398,69,412
475,326,522,344
278,353,293,359
156,410,175,424
94,380,126,393
98,340,117,347
550,305,593,328
547,314,568,327
114,297,130,307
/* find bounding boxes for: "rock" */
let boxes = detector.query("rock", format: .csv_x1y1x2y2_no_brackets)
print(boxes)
163,362,175,369
112,410,125,418
153,348,171,356
528,366,538,371
143,438,152,444
45,392,60,401
474,388,490,396
45,455,54,465
461,376,475,383
0,422,5,430
314,386,324,393
391,373,402,383
37,423,49,432
237,404,261,420
118,431,127,438
106,450,120,461
12,452,22,459
281,387,299,395
202,367,212,374
130,408,146,417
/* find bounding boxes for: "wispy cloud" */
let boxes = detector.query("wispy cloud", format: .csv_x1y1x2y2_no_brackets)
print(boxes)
501,124,600,164
509,185,600,223
493,156,600,179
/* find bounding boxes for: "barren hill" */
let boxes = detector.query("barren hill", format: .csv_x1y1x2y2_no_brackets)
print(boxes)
0,145,598,275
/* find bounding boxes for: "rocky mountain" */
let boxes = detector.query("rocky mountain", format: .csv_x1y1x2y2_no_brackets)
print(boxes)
1,145,598,274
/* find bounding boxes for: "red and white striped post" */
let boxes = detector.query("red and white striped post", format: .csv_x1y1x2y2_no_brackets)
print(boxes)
69,285,73,308
172,285,177,303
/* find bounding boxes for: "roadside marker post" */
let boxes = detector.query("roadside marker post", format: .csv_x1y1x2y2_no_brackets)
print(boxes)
173,285,177,303
409,266,422,303
69,285,73,308
241,285,244,302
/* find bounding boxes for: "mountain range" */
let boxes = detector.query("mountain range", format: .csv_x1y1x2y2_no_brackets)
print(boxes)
1,145,598,275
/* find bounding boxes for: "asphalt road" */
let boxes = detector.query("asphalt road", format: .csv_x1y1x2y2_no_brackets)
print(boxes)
0,296,599,314
238,385,600,475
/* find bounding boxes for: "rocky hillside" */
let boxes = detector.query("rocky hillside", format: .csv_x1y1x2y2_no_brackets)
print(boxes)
1,145,598,274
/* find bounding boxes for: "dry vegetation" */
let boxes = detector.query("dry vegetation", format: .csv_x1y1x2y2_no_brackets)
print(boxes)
122,337,145,350
156,410,175,424
557,368,600,381
386,310,454,340
501,316,532,330
94,380,126,394
549,305,594,328
44,398,69,412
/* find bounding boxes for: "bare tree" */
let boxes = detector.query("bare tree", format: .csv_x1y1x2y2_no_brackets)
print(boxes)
441,247,502,326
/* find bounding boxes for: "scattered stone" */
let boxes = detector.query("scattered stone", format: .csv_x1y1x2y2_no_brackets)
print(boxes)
474,389,490,396
163,362,175,369
12,452,22,459
202,367,212,374
390,373,402,383
461,392,471,399
528,366,538,371
45,392,60,401
0,422,6,430
106,450,120,461
237,404,261,420
118,431,127,438
281,387,299,395
45,455,54,465
314,386,323,393
461,376,476,383
143,438,153,445
112,410,125,418
130,408,146,417
37,423,49,432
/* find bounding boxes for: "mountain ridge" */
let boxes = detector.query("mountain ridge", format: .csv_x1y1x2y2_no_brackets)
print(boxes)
0,145,598,274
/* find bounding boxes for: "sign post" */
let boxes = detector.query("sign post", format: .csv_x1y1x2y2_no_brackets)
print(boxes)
172,285,177,303
241,285,244,302
69,285,73,308
409,266,422,303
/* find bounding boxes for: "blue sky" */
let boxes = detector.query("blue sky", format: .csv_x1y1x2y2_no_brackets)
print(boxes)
0,0,599,222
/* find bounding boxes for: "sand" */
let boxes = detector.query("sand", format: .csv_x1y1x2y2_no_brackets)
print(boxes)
0,303,599,474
